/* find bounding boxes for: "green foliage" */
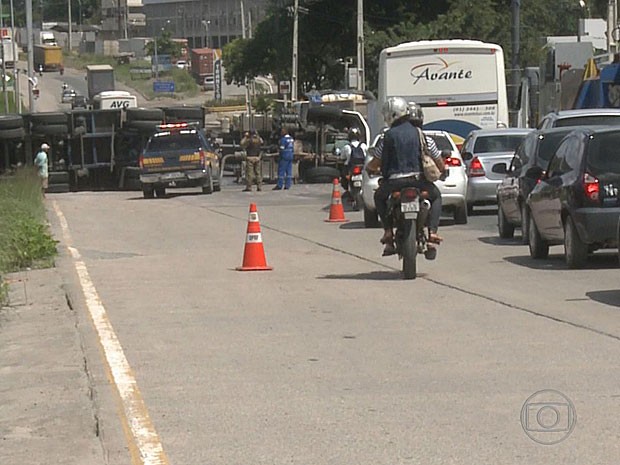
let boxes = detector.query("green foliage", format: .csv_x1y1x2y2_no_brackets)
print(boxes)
0,168,57,304
225,0,612,96
144,31,183,58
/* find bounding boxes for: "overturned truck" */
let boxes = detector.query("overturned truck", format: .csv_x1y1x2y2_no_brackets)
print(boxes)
0,105,207,192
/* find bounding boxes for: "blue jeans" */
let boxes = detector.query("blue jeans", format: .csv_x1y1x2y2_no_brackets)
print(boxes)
277,158,293,189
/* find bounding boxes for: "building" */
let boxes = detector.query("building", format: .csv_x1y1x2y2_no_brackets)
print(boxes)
142,0,269,48
101,0,146,40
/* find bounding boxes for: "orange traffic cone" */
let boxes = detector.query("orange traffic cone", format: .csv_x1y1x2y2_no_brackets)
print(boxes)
237,203,273,271
325,178,348,223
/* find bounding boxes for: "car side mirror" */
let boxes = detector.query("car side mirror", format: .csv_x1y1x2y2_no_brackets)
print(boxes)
462,151,473,161
492,163,507,174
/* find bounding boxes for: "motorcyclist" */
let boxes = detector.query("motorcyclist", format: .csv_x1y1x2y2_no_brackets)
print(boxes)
407,101,445,243
339,127,367,191
367,97,445,256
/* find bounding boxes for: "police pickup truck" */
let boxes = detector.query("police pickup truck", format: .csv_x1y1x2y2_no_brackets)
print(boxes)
139,123,221,198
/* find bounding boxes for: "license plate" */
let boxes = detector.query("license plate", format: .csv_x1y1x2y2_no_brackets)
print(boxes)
401,201,419,213
351,174,362,181
353,181,362,187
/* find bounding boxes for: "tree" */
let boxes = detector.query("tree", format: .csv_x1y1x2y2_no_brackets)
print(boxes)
144,31,181,58
224,0,613,96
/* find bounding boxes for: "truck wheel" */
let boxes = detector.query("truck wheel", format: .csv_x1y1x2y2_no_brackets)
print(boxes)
46,183,70,194
49,171,70,184
0,115,23,129
126,108,164,121
0,127,25,139
31,124,69,135
30,112,68,125
155,187,166,198
303,166,340,184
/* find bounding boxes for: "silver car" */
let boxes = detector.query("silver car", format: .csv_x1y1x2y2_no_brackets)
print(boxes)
362,130,468,227
461,128,532,213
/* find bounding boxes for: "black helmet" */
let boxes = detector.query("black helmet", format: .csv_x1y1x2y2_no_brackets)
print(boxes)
348,127,361,141
408,101,424,127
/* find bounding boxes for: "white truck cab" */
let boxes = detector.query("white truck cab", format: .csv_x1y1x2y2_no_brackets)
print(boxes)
92,91,138,110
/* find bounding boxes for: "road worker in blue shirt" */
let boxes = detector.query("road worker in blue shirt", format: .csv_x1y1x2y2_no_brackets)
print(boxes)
273,127,295,190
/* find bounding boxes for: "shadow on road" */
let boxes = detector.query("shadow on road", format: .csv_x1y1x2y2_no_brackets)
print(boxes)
338,221,366,230
318,270,427,280
586,289,620,308
469,208,497,216
479,236,526,247
504,252,619,270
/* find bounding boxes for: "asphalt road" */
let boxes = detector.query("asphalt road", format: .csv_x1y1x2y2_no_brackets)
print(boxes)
46,181,620,465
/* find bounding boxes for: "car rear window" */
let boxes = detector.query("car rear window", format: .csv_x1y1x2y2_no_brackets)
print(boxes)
556,115,620,127
587,132,620,176
427,135,454,152
146,132,203,154
538,132,573,164
473,135,527,154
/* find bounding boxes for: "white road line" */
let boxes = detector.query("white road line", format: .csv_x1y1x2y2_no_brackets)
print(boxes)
52,201,169,465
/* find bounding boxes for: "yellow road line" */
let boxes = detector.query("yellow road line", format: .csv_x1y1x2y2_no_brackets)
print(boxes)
52,201,170,465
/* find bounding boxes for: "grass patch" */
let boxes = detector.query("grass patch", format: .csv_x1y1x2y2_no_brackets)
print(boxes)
65,54,202,101
0,169,57,305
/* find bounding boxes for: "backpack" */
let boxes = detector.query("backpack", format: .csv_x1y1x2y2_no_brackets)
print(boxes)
350,143,365,163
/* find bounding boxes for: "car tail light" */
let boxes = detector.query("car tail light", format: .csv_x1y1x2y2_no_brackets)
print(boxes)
401,187,418,201
469,156,485,177
445,157,461,167
139,153,144,169
352,165,362,175
199,149,205,167
583,172,600,201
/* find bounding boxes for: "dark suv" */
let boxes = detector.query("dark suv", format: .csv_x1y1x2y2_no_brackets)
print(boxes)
139,123,221,198
495,127,575,242
526,127,620,268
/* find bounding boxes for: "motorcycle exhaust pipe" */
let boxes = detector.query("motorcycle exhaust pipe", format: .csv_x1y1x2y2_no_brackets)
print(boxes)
421,199,431,211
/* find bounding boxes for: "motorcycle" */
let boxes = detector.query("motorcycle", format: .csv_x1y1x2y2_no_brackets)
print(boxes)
347,163,364,211
386,185,435,279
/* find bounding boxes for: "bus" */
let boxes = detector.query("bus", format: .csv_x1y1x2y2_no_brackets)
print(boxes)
377,39,509,147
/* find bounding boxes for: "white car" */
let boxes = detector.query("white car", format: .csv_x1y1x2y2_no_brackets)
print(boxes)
176,60,188,70
362,130,469,227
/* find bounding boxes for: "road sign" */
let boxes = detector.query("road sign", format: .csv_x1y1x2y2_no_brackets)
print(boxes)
279,80,291,95
153,81,175,93
214,59,222,102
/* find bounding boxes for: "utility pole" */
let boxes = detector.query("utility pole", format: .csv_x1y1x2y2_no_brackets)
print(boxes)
608,0,617,54
356,0,365,91
26,0,35,112
292,0,298,101
68,0,72,51
511,0,521,126
10,0,19,112
240,0,252,127
0,0,8,113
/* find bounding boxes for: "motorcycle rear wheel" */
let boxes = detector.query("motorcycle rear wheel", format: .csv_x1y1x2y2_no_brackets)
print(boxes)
402,218,418,280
